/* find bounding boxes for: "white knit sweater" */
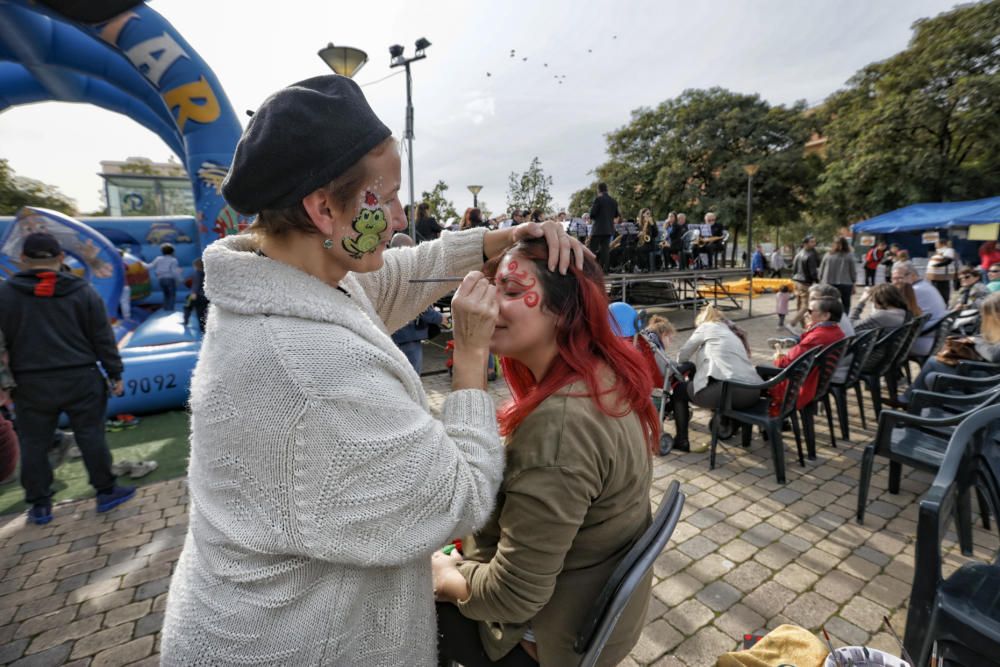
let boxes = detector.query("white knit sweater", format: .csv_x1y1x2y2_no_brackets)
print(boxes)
160,228,504,666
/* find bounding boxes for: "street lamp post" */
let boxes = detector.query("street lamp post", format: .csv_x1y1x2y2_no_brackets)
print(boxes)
467,185,483,209
317,43,369,78
390,38,431,240
744,164,759,317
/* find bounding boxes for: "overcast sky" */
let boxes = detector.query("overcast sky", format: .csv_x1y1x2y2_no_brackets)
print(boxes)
0,0,959,217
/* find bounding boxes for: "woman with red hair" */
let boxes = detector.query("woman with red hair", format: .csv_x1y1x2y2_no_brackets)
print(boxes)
433,237,657,666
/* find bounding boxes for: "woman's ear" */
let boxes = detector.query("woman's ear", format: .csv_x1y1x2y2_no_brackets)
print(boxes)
301,189,339,237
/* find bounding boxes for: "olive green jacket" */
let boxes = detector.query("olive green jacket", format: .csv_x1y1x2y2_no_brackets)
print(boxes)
456,381,653,666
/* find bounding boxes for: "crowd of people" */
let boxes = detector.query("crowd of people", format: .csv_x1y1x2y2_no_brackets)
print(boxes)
411,184,733,276
2,72,999,667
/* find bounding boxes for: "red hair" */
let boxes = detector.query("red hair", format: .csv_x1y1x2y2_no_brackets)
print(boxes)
486,238,659,452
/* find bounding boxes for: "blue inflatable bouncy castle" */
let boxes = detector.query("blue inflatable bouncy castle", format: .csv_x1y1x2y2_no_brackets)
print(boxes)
0,208,201,416
0,0,251,415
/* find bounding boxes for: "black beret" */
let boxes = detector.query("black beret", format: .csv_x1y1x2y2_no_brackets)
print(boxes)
222,75,391,215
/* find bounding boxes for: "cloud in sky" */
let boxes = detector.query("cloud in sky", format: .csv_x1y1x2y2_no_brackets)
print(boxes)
0,0,960,214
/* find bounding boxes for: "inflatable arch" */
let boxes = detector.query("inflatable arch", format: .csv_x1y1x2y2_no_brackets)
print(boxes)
0,0,255,415
0,0,252,248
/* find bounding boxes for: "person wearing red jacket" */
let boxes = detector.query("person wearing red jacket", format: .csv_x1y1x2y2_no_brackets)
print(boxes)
979,241,1000,272
769,296,845,415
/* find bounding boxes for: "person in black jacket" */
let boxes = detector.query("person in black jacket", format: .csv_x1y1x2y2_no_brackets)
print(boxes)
414,202,442,243
0,233,134,525
588,182,619,272
789,234,820,327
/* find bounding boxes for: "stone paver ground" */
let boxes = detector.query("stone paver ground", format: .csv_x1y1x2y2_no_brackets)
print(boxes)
0,301,994,666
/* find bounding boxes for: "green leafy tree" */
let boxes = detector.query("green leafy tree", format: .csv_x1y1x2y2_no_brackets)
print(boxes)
419,180,458,224
507,157,554,214
0,159,77,215
568,183,598,217
816,0,1000,221
476,199,492,220
590,88,821,245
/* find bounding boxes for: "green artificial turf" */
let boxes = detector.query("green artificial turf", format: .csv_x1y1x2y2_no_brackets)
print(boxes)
0,410,191,516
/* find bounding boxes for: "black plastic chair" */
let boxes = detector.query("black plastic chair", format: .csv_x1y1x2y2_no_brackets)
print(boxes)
710,347,821,484
855,325,910,427
573,481,686,667
825,329,880,441
857,384,1000,526
796,338,851,458
885,313,931,400
956,359,1000,377
904,404,1000,667
905,309,962,383
930,371,1000,395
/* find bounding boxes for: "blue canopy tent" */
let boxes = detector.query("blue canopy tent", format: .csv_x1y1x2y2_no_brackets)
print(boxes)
851,197,1000,266
851,196,1000,234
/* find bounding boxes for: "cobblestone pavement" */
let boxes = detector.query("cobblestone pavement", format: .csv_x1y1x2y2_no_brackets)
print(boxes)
0,305,994,666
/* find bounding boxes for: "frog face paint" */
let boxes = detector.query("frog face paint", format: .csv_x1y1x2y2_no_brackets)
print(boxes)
342,190,389,259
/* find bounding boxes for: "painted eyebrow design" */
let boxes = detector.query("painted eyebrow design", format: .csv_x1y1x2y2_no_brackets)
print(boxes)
498,275,534,287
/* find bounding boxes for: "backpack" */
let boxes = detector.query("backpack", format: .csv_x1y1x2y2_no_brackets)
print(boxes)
864,248,882,270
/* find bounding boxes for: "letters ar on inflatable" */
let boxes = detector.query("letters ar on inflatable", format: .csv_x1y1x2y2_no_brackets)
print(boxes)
0,0,259,415
0,0,252,251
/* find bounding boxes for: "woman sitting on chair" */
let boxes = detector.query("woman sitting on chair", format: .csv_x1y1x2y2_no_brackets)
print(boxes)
433,237,658,666
671,305,762,452
849,283,913,332
769,296,845,415
906,292,1000,397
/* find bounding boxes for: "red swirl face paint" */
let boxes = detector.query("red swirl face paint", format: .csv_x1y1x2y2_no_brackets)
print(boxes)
498,259,541,309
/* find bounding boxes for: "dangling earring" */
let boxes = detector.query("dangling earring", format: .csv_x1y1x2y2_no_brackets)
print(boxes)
322,239,334,249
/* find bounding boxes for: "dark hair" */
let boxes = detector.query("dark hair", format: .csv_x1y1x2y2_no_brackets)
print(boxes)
250,136,394,238
460,207,483,230
484,238,659,451
811,295,843,322
897,283,923,316
530,209,543,223
833,237,851,254
869,284,908,311
160,243,175,255
960,267,982,280
416,202,431,222
597,182,608,193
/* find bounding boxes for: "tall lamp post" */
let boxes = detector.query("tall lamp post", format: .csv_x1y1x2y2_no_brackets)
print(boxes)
390,38,431,239
467,185,482,209
744,164,759,317
317,43,369,78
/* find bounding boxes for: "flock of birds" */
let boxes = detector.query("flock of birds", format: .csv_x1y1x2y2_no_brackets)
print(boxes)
484,36,618,85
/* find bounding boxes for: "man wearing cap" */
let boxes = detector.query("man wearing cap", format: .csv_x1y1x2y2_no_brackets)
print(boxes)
790,235,820,327
0,233,133,525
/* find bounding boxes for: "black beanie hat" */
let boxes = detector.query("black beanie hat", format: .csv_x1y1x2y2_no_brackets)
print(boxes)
222,75,392,215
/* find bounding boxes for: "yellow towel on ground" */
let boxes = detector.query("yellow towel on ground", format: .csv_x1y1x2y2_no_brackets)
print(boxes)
716,624,829,667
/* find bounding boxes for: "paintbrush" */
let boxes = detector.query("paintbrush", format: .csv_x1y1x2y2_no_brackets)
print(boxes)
407,277,465,283
883,616,916,667
822,627,842,667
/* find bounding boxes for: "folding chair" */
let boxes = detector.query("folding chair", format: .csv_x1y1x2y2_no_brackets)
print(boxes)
573,481,686,667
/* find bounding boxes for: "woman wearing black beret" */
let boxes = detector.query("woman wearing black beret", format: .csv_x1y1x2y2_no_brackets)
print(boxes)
159,74,588,665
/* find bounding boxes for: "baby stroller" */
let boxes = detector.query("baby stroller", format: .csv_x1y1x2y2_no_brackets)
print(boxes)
608,302,687,455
